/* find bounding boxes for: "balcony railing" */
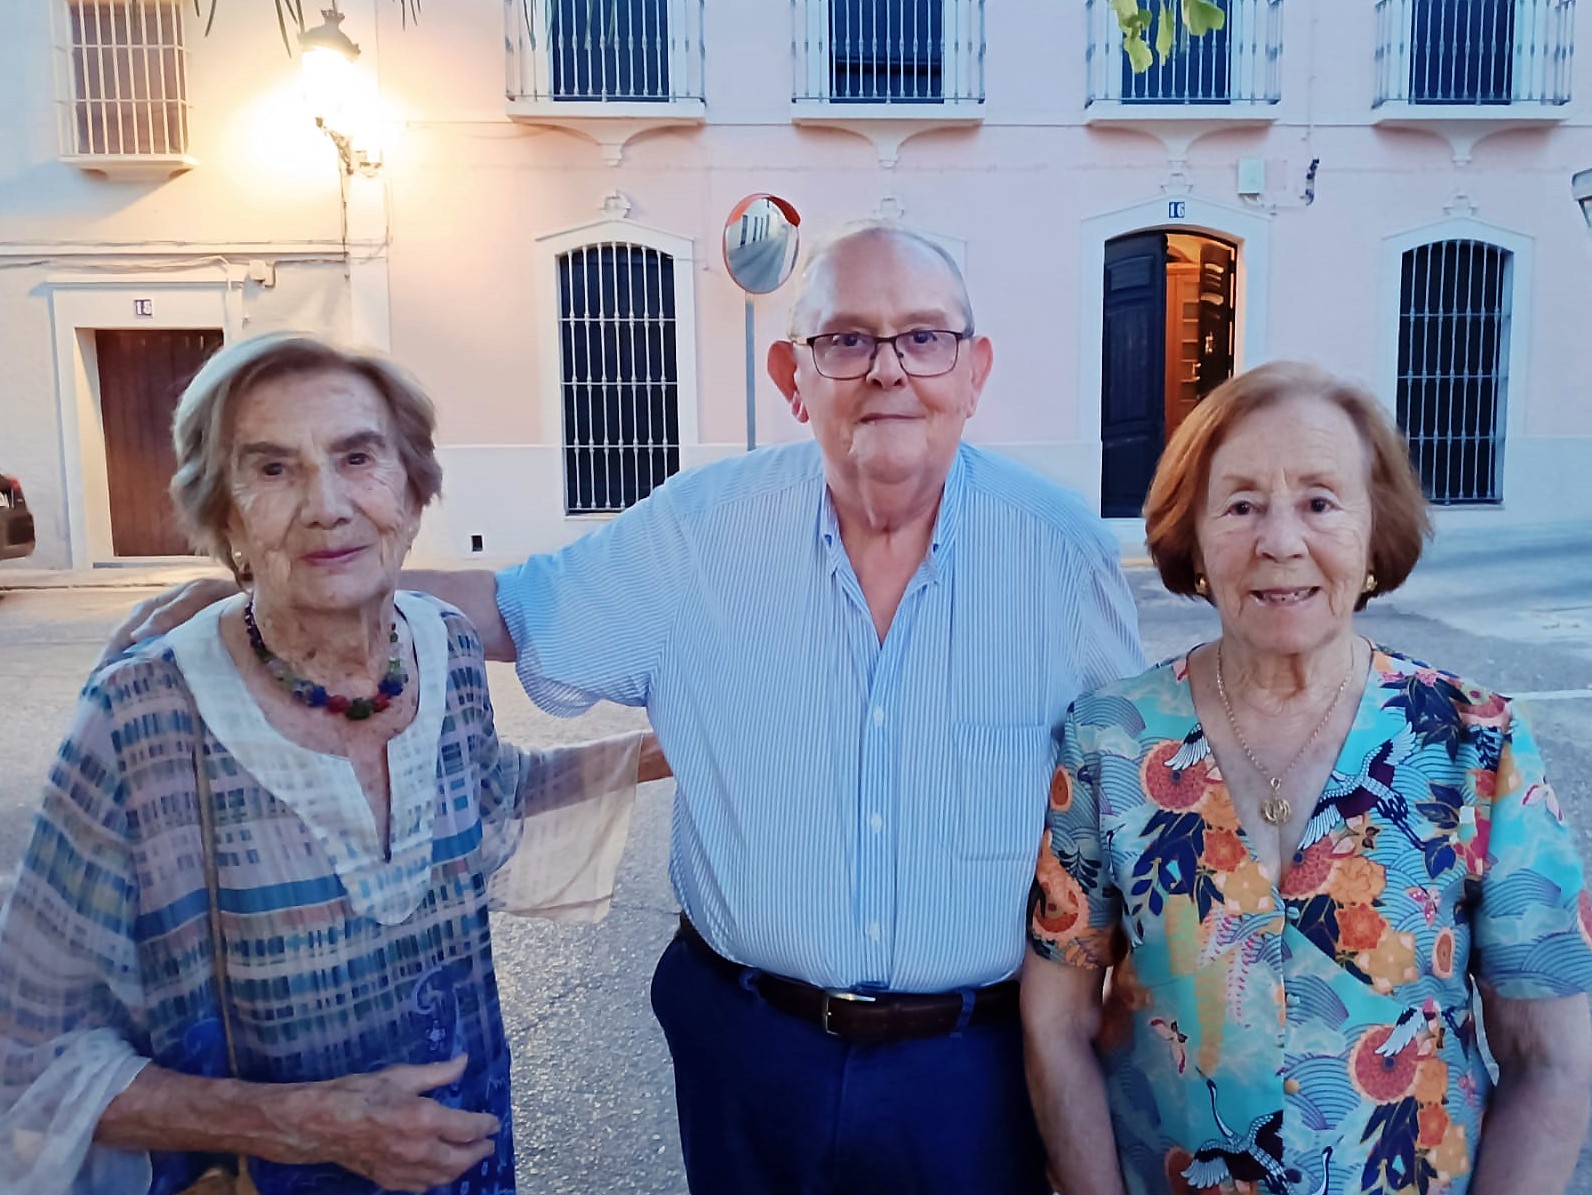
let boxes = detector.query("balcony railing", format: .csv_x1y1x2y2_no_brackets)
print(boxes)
792,0,985,107
1374,0,1574,106
506,0,705,107
1085,0,1283,106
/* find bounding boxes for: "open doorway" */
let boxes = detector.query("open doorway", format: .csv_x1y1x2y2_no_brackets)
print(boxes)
1100,230,1237,517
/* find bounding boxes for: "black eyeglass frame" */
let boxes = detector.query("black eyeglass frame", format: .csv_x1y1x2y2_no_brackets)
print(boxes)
789,329,975,380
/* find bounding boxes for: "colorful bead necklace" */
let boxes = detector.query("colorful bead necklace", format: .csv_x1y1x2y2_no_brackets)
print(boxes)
244,600,407,721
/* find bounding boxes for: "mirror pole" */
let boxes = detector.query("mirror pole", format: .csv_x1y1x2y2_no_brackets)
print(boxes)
745,294,757,452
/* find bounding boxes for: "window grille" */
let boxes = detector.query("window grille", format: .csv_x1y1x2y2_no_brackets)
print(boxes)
793,0,984,105
1410,0,1516,102
830,0,944,103
67,1,189,157
550,0,670,101
1120,0,1232,102
558,243,681,515
1085,0,1283,105
1396,239,1511,506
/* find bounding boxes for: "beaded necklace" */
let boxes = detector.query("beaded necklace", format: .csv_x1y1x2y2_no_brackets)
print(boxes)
244,600,407,721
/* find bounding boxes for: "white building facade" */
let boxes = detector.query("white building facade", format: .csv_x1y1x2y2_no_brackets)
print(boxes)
1,0,1589,570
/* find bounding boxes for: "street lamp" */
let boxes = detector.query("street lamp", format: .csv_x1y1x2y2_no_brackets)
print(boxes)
1575,169,1592,230
299,7,378,175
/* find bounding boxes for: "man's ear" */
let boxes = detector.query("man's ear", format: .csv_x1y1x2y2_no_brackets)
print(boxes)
963,335,995,419
767,340,808,423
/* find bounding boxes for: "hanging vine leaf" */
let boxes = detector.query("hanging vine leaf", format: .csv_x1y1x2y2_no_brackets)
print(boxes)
1155,2,1175,64
1113,0,1220,73
1182,0,1226,36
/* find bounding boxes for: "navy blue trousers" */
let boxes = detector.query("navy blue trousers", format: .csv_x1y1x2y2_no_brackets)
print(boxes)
650,934,1051,1195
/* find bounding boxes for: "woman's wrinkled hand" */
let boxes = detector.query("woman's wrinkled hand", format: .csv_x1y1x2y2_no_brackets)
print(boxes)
97,578,241,668
290,1055,501,1193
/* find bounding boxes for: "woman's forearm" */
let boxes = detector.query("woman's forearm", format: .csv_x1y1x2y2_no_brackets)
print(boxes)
1026,1031,1126,1195
96,1065,315,1160
1470,1066,1591,1195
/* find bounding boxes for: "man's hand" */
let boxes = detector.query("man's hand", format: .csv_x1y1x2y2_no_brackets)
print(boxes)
98,578,240,667
287,1056,501,1192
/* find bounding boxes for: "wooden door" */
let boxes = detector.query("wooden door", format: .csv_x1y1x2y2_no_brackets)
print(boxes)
96,328,222,557
1101,232,1167,518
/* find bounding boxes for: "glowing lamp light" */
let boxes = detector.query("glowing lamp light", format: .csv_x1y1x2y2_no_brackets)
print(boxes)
298,8,379,174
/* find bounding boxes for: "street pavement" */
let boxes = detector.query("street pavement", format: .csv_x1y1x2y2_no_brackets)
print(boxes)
0,520,1589,1192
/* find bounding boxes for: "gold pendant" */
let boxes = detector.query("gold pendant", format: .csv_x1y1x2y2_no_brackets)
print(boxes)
1260,780,1291,826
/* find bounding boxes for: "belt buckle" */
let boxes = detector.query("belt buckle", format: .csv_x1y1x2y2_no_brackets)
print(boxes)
821,988,877,1037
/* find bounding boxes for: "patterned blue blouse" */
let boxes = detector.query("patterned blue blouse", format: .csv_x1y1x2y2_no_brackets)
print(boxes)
0,593,636,1195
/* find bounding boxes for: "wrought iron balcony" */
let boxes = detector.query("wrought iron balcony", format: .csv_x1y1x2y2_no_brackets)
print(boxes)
506,0,705,110
791,0,986,111
1084,0,1284,108
1374,0,1575,107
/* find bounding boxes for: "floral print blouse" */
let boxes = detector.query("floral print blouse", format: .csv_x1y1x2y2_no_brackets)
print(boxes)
1029,647,1592,1195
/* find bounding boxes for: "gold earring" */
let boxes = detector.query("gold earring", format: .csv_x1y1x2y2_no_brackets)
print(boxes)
1362,572,1377,595
1194,575,1210,596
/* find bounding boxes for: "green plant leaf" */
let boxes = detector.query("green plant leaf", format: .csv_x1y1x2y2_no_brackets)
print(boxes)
1156,2,1176,62
1124,29,1154,73
1182,0,1226,36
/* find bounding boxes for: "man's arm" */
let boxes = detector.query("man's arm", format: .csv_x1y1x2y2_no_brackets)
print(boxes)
402,569,514,662
1021,952,1126,1195
98,1056,499,1194
1469,989,1592,1194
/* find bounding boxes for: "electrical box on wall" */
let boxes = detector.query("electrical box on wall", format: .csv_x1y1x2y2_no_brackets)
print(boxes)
1237,158,1266,197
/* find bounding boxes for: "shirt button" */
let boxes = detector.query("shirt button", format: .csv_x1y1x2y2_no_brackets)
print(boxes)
869,813,883,833
1286,905,1301,923
1284,1078,1301,1095
872,706,885,727
867,922,882,942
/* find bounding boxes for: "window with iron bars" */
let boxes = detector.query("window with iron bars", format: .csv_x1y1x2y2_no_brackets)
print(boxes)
1396,239,1511,506
1120,0,1233,102
1409,0,1516,103
66,0,189,157
830,0,944,103
550,0,671,101
558,243,681,515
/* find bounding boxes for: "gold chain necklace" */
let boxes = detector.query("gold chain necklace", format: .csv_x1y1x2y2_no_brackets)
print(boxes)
1214,641,1356,827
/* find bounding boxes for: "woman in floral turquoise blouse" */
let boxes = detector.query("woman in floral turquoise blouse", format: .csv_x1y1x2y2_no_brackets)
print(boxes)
1024,362,1592,1195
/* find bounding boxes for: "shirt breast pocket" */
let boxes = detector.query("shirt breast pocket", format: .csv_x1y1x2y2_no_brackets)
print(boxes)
952,722,1056,862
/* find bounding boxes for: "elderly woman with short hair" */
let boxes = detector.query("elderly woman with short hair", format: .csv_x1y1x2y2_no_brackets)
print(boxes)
0,332,665,1194
1024,362,1592,1195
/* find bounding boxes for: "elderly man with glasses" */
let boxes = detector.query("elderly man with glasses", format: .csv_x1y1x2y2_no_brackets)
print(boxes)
114,222,1142,1194
486,221,1142,1193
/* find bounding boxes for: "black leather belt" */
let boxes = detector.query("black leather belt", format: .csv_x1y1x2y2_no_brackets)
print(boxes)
675,915,1020,1044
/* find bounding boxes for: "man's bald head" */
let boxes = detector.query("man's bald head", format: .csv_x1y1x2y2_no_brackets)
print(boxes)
786,222,975,337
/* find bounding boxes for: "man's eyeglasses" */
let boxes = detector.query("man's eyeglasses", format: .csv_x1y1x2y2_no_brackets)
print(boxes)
790,329,972,380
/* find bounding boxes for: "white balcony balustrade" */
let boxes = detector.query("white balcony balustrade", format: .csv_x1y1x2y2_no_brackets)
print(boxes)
1374,0,1575,107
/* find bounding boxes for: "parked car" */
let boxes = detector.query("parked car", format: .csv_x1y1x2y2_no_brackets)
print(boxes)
0,472,36,560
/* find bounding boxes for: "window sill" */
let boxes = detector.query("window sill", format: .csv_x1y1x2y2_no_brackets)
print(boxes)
506,97,706,164
1083,101,1280,124
61,153,196,182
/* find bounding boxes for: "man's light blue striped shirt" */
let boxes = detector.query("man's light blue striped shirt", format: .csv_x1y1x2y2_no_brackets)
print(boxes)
496,440,1144,992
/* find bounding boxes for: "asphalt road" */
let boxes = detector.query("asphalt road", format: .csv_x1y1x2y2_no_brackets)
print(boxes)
0,522,1589,1193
